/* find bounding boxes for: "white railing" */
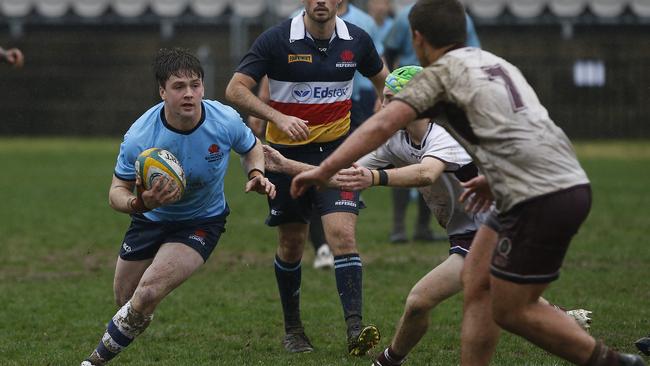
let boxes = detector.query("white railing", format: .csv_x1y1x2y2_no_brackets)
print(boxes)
0,0,648,19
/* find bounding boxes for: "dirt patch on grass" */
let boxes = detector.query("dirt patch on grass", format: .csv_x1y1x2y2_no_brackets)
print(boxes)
0,248,116,281
575,141,650,159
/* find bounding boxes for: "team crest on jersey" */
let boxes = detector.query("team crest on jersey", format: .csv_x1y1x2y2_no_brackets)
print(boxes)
335,190,357,207
292,83,312,102
205,143,224,162
336,50,356,68
288,54,313,63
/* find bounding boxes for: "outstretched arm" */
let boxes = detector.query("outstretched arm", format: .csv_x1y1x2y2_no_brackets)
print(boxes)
241,138,276,199
263,144,314,177
263,145,341,188
335,157,446,191
290,100,417,197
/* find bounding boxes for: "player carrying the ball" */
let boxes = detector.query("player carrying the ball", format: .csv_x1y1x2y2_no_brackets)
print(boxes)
80,47,275,366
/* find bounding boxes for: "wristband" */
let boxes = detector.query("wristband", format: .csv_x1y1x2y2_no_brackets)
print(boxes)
370,169,377,186
378,169,389,186
130,196,150,213
248,168,264,180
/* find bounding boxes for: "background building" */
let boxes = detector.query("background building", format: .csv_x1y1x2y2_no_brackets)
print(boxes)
1,0,648,138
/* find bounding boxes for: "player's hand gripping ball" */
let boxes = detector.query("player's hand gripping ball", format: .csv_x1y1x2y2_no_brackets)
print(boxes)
135,148,186,197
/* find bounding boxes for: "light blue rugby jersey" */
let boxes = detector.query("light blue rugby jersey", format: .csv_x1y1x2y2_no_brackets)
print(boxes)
114,100,256,221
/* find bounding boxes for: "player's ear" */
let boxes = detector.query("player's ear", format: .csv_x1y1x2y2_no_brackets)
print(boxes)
159,85,166,100
412,30,424,47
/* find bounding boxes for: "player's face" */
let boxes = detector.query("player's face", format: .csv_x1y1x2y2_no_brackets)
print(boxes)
381,86,394,108
382,85,423,131
367,0,390,18
303,0,339,23
160,73,204,122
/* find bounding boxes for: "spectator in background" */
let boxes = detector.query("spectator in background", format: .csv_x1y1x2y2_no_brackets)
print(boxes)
384,2,480,69
382,2,481,244
0,46,24,68
367,0,395,49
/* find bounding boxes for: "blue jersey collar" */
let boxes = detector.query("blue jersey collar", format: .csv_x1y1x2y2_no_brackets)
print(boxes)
160,101,206,135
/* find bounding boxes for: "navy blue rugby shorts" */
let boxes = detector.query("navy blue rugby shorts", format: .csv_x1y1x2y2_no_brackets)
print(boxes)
120,211,228,262
448,231,476,257
266,138,360,227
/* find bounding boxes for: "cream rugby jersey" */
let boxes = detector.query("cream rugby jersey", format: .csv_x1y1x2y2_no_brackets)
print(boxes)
395,47,589,212
358,122,486,237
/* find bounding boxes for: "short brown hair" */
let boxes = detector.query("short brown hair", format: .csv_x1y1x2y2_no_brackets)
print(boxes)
153,48,204,88
408,0,467,48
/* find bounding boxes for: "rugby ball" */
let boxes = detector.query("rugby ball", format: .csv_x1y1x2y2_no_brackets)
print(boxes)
135,148,186,196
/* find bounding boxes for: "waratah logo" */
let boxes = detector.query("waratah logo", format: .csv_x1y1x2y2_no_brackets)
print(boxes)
340,50,355,62
340,191,355,201
292,83,312,102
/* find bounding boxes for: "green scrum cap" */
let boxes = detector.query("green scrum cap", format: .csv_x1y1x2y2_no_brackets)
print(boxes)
384,65,423,94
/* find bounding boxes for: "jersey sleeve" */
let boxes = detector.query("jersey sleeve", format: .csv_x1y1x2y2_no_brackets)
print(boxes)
235,28,275,82
421,124,472,170
356,30,384,78
225,108,257,155
114,130,140,181
357,141,397,170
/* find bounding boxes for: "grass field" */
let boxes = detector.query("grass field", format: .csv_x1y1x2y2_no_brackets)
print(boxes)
1,138,649,366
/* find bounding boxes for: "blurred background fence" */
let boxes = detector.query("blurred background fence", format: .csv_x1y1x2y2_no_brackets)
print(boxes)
1,0,649,138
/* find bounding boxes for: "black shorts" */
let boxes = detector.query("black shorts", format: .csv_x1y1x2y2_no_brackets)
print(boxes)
266,139,360,227
490,184,591,284
449,231,476,257
120,211,228,262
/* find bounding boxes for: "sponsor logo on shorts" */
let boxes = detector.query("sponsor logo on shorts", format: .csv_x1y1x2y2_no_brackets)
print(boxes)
270,209,283,216
493,237,512,267
189,229,207,246
335,191,357,207
288,54,313,63
122,242,132,253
